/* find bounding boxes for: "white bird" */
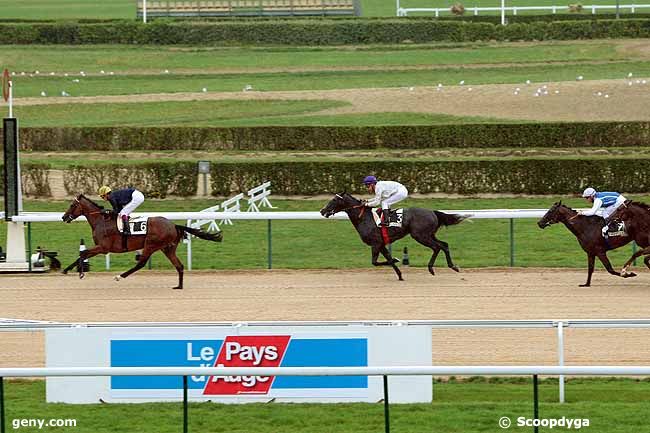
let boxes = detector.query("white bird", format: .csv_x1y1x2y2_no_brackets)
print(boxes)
35,70,40,74
49,72,55,76
515,87,521,92
80,71,85,75
408,86,414,91
64,73,69,77
597,91,602,96
164,69,169,74
628,72,633,78
525,79,531,85
514,91,519,95
100,70,105,74
459,80,465,85
202,87,207,92
437,83,443,88
61,91,69,96
40,91,46,97
604,94,609,98
72,79,80,83
244,84,253,91
577,75,583,81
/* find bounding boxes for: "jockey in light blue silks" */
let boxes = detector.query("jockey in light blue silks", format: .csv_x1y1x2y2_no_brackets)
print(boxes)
363,176,409,227
579,187,627,237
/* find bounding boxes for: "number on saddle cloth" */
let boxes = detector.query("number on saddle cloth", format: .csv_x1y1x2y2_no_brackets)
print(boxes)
117,216,148,235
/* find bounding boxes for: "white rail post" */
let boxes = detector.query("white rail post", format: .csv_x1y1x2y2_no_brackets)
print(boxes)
558,321,565,403
143,0,148,23
501,0,506,25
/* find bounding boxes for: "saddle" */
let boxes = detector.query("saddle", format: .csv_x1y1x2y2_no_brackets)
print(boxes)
371,208,404,228
116,216,149,235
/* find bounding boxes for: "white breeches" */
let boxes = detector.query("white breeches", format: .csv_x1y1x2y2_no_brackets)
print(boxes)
381,186,408,210
601,195,627,220
118,190,145,217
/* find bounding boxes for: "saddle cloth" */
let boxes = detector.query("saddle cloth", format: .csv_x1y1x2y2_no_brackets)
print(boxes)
605,220,626,237
116,216,148,235
371,208,404,228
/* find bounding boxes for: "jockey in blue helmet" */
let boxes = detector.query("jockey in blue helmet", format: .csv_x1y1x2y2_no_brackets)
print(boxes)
579,187,627,237
362,176,408,227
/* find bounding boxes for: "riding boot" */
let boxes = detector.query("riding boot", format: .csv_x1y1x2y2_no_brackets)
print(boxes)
122,215,130,251
379,208,390,227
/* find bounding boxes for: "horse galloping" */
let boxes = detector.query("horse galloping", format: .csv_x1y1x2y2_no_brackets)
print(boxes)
61,194,222,289
609,200,650,276
537,201,635,287
320,192,466,280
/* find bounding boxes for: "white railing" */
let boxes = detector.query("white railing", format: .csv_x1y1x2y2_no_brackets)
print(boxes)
397,3,650,16
9,209,551,223
1,365,650,377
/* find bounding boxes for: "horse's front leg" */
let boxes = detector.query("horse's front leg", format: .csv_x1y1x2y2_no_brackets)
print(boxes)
370,245,403,281
63,246,105,279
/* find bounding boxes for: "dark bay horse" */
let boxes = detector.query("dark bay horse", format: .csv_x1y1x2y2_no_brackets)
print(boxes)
609,201,650,276
537,201,635,286
61,194,222,289
320,192,466,280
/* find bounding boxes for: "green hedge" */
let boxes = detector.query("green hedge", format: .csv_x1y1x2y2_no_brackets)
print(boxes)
12,123,650,151
0,163,51,197
1,18,649,45
62,162,198,198
210,158,650,195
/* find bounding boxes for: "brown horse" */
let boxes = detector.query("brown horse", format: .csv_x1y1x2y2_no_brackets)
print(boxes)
61,194,222,289
537,201,635,286
609,200,650,276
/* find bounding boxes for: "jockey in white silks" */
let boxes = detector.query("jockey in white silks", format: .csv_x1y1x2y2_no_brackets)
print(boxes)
579,187,627,237
362,176,409,227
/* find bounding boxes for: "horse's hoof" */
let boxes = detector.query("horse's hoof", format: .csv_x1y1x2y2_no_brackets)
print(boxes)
451,266,460,273
392,258,400,264
114,275,122,282
579,283,590,287
398,277,404,281
172,286,183,290
622,272,637,278
62,270,68,275
79,273,85,280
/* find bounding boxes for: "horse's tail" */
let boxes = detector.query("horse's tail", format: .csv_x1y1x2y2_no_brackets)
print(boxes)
176,225,223,242
434,211,467,227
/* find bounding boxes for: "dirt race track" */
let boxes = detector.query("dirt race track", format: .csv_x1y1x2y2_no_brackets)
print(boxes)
2,268,650,368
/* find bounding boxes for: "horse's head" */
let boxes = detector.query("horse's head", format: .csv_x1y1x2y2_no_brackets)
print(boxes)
320,192,361,218
62,194,102,223
537,201,568,228
62,195,84,223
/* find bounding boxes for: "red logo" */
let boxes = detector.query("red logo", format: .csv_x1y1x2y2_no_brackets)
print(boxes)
203,335,290,395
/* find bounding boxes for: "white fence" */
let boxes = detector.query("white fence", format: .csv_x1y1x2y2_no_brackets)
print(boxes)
397,1,650,17
2,318,650,403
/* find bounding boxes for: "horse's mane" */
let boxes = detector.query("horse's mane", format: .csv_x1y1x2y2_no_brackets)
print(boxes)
628,201,650,212
78,194,104,209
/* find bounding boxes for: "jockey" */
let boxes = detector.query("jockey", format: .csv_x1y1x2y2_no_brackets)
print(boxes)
363,176,408,227
579,187,627,236
98,186,145,237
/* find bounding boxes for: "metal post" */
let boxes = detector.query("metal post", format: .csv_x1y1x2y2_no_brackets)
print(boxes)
509,218,515,267
143,0,148,23
616,0,620,17
27,222,32,272
557,321,565,403
533,375,539,433
267,220,272,269
187,233,192,271
105,253,110,271
0,377,5,433
183,375,188,433
383,375,390,433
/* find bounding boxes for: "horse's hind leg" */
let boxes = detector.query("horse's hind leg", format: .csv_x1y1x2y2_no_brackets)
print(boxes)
433,236,459,273
162,244,184,290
